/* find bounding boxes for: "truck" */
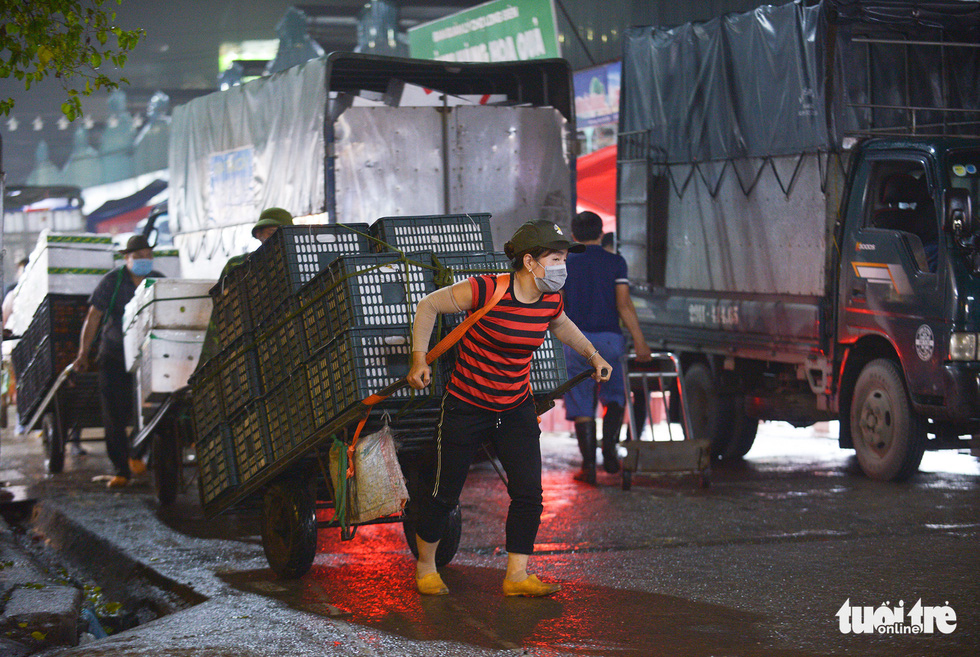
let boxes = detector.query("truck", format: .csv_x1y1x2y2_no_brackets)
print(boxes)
168,52,576,279
617,0,980,481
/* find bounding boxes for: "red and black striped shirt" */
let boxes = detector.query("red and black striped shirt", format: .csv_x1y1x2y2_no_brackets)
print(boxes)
448,275,563,411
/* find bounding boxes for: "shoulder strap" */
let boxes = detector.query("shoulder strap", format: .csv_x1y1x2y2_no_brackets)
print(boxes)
423,272,509,365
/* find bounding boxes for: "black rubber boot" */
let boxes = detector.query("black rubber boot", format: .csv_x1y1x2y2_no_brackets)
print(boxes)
602,403,624,474
573,421,597,484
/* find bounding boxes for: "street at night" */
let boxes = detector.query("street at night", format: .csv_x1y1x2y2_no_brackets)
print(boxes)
1,421,977,657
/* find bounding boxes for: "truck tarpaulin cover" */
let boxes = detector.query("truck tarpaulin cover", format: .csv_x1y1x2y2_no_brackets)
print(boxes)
169,58,327,234
621,0,980,165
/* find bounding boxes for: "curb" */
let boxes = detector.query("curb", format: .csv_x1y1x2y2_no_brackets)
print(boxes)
0,511,82,653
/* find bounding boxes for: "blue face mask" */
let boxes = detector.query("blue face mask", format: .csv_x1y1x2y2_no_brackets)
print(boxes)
130,258,153,277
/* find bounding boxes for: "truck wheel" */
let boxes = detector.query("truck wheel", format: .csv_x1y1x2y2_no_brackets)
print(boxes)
402,502,462,567
850,359,926,482
42,413,65,474
682,363,735,458
723,402,759,460
261,476,317,579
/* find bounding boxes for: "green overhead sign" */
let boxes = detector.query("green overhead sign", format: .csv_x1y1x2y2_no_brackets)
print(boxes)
408,0,560,63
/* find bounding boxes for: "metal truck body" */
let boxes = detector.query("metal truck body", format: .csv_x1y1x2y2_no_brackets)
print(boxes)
168,53,575,279
618,0,980,479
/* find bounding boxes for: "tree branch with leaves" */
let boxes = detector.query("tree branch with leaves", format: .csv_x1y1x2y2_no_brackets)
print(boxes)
0,0,144,121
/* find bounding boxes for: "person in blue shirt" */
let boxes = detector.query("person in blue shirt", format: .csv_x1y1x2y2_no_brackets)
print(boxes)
562,211,651,483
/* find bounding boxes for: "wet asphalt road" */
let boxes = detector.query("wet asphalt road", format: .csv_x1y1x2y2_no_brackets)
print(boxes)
1,420,978,657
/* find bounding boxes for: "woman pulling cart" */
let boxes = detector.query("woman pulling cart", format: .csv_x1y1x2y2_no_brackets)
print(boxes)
407,219,613,597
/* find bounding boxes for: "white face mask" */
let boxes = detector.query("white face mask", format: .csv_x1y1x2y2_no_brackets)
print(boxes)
529,261,567,292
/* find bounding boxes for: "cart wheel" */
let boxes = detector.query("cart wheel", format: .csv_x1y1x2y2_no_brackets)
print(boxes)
152,429,181,506
402,503,462,567
261,476,317,579
622,468,632,491
41,413,65,474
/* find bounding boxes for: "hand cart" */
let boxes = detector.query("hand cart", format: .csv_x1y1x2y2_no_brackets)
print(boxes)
621,352,711,490
131,386,195,506
22,365,103,474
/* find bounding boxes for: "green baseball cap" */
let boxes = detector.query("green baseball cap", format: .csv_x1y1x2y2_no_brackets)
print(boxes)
252,207,294,238
504,219,585,260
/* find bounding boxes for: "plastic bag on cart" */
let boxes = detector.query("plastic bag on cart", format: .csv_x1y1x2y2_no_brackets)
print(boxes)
330,421,409,525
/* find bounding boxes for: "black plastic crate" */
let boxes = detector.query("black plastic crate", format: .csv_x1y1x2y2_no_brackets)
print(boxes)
298,252,435,340
228,401,270,486
432,251,512,286
11,294,88,377
197,424,238,507
310,326,443,420
248,224,372,324
210,266,253,349
371,214,493,255
529,330,567,397
15,336,56,421
306,344,342,430
189,357,224,439
219,341,262,417
265,379,293,461
256,298,307,391
299,283,332,356
287,367,315,444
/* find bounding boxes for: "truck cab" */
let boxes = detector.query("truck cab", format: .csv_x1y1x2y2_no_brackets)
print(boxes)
835,139,980,478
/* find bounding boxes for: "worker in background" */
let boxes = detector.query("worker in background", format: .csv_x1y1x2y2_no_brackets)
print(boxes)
73,235,164,488
562,211,652,484
217,207,293,284
199,208,294,366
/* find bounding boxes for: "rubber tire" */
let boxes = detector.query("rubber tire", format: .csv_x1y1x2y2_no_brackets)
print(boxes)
261,476,318,579
42,413,65,474
622,468,632,491
682,363,736,458
402,503,462,567
723,400,759,460
152,429,180,507
850,358,926,482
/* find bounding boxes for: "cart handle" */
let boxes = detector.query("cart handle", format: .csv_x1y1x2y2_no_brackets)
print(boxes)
533,367,608,416
23,364,74,434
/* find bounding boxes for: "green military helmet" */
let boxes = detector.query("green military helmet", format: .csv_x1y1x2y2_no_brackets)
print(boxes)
251,207,294,238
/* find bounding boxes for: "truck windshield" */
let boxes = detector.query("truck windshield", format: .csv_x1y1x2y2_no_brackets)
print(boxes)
947,152,980,228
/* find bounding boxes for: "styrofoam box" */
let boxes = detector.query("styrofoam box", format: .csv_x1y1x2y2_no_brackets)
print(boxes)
8,232,115,335
136,329,205,403
124,278,214,370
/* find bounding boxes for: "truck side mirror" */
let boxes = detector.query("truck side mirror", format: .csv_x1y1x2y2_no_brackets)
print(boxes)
945,188,973,237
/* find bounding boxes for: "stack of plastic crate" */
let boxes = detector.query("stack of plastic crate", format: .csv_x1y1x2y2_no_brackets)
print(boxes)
191,224,372,500
12,294,90,421
300,251,438,427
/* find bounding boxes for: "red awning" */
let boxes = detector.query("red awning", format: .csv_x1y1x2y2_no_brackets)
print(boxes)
575,144,617,234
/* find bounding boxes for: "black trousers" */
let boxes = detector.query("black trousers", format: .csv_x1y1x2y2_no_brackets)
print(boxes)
417,393,543,555
98,356,134,478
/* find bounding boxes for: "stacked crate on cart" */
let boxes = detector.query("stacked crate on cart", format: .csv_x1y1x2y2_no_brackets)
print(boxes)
9,231,116,423
11,295,92,422
300,250,439,431
8,231,114,337
122,278,214,420
190,224,372,508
